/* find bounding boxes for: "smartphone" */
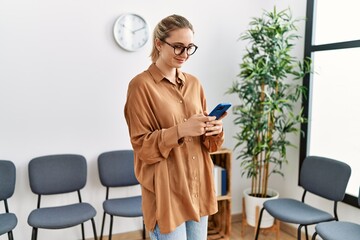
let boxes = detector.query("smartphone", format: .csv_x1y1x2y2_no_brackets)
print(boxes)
208,103,232,120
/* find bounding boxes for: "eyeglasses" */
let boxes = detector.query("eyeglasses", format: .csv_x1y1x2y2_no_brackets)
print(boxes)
161,40,198,56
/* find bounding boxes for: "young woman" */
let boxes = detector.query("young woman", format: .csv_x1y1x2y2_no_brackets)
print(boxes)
124,14,227,240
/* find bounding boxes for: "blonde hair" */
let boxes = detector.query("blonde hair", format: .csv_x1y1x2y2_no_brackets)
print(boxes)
150,14,194,63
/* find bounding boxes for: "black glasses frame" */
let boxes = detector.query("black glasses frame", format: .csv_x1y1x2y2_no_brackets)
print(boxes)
161,40,198,56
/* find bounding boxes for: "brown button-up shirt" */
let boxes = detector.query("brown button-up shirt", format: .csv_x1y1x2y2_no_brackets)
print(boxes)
124,63,224,234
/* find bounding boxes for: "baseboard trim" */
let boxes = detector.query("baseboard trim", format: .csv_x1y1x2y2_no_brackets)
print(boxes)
232,213,242,223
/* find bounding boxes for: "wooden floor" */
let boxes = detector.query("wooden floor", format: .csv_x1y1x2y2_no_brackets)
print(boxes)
95,221,296,240
231,221,296,240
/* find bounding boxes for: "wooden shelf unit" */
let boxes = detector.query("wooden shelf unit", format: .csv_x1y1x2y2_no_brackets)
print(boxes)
208,148,232,240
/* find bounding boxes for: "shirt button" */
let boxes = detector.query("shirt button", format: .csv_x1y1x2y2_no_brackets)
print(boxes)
179,100,183,104
184,118,187,122
195,194,198,198
192,156,196,160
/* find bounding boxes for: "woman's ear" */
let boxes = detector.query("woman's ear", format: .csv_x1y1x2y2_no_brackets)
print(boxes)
155,38,162,51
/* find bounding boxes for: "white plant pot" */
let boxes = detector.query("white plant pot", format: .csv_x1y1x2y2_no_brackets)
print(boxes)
243,188,279,228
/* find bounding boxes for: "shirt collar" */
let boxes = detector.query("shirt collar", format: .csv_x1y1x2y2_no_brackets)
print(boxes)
148,63,185,86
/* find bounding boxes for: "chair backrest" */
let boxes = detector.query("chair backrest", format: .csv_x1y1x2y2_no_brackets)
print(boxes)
28,154,87,195
300,156,351,201
0,160,16,201
98,150,139,188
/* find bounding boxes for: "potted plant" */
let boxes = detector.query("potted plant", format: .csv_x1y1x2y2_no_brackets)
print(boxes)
227,7,311,227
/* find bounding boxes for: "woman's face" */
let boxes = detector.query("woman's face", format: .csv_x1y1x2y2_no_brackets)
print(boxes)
156,28,195,69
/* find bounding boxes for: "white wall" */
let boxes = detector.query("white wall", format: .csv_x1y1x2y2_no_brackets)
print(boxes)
2,0,358,239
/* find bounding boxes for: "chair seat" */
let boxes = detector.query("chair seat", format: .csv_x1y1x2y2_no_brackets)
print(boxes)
28,202,96,229
315,221,360,240
0,213,17,235
264,198,334,224
103,196,142,217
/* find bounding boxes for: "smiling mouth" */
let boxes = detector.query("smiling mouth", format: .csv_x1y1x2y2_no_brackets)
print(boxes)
175,58,186,63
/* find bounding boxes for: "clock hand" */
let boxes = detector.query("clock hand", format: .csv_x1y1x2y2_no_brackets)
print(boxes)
132,26,146,33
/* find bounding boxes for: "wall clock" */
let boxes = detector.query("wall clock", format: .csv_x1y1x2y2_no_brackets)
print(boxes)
113,13,150,51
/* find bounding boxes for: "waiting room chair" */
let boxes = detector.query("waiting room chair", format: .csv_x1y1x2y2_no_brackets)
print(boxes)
0,160,17,240
255,156,351,240
98,150,145,240
27,154,98,240
311,187,360,240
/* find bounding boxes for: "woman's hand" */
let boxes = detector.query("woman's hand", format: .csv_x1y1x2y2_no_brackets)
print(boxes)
178,114,216,138
204,112,227,136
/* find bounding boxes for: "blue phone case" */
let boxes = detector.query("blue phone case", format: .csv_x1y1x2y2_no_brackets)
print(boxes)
209,103,232,119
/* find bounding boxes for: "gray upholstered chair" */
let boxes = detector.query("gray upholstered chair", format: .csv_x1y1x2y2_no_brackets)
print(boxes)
27,154,98,240
311,187,360,240
0,160,17,240
98,150,145,240
255,156,351,240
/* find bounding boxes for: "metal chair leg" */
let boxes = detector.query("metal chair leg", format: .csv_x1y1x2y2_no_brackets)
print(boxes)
142,220,146,239
8,231,14,240
311,232,318,240
81,223,85,240
298,225,304,240
254,207,266,240
31,228,38,240
100,212,106,240
91,218,98,240
109,215,114,240
305,226,309,240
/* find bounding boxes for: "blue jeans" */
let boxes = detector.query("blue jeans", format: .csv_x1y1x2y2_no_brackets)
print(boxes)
149,216,208,240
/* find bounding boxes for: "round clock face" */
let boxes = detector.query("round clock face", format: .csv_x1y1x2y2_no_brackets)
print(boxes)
113,13,150,51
